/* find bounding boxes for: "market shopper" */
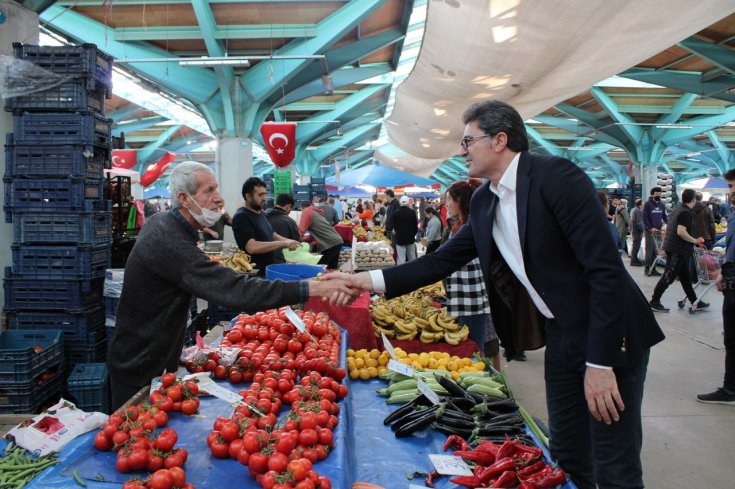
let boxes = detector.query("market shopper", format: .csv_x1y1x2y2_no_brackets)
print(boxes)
423,206,443,254
201,201,231,241
383,190,400,242
391,196,419,264
108,162,360,411
629,199,645,266
325,100,664,489
232,177,300,276
317,197,339,226
299,201,344,270
698,168,735,405
649,189,708,313
693,192,716,250
598,191,620,246
614,199,629,255
642,186,668,277
356,201,374,229
264,193,301,264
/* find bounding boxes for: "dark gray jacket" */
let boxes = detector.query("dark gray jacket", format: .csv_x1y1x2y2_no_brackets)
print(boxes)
108,210,305,389
318,204,339,226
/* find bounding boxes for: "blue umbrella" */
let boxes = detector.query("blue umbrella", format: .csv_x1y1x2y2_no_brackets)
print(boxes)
144,187,170,199
409,192,440,199
326,162,439,188
337,187,374,198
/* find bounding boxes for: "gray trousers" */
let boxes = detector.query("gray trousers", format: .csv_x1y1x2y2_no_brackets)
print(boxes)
644,230,658,270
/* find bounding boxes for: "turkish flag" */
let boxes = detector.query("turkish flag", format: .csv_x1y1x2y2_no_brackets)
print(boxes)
260,123,296,167
140,152,177,187
627,160,633,178
111,150,137,169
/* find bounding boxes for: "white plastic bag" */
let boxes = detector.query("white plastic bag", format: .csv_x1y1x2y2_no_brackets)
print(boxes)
179,332,213,364
6,399,108,457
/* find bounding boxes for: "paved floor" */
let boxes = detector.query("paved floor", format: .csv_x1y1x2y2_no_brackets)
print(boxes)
503,255,735,488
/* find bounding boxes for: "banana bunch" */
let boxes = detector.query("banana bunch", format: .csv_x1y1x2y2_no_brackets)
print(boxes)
340,219,353,225
444,325,470,345
369,232,391,243
413,282,447,300
220,250,257,273
370,295,467,344
353,226,367,238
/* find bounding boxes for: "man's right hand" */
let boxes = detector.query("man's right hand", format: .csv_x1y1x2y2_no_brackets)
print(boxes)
283,240,300,251
321,272,374,295
308,278,363,307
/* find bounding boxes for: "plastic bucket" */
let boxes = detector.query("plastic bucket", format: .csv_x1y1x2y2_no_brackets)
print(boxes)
265,264,323,282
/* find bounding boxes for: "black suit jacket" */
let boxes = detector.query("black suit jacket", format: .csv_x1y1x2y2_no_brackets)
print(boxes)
383,152,664,367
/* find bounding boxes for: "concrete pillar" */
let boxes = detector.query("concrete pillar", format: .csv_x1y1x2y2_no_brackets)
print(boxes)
0,3,38,314
215,137,253,242
638,164,659,204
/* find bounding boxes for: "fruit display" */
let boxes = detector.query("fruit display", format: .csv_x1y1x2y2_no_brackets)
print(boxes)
210,250,257,273
352,226,368,238
716,222,727,234
370,294,469,344
339,219,353,225
369,227,391,243
338,247,395,269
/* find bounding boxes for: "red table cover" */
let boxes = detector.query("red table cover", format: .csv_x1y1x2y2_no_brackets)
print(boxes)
305,291,378,351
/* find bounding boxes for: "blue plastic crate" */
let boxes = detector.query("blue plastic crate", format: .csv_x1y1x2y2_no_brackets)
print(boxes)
66,363,109,413
310,184,326,192
7,304,106,342
310,177,325,184
207,301,239,327
5,141,109,180
5,79,107,115
0,330,64,383
65,335,107,369
105,296,119,316
105,323,115,349
293,184,310,193
13,112,112,148
0,373,65,414
4,177,105,220
4,267,104,310
12,242,110,281
293,192,310,201
13,210,112,245
13,43,112,87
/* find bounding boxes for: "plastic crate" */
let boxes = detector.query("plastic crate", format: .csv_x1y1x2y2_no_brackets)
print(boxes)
105,323,115,348
66,363,109,413
7,305,106,342
293,192,310,201
274,172,291,182
5,79,107,115
310,177,325,184
105,296,119,316
13,43,113,87
12,242,110,281
4,177,105,220
4,268,104,310
207,302,240,327
13,210,111,245
65,334,107,368
13,112,112,148
0,373,65,414
0,330,64,383
293,184,310,193
5,141,109,180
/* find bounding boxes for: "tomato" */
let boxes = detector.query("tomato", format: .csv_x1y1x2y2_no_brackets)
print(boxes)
158,397,174,412
302,448,318,464
315,444,328,461
255,398,272,414
274,432,297,455
116,456,131,474
181,399,198,416
152,410,169,428
175,448,188,463
228,438,244,460
214,365,227,379
206,431,219,448
94,431,113,451
287,339,303,354
257,413,277,430
237,448,250,466
299,429,318,447
166,385,182,402
229,371,243,384
127,448,149,470
288,459,309,481
169,467,186,487
227,329,243,343
210,439,230,459
261,471,279,489
267,452,289,473
299,412,317,431
317,476,332,489
163,453,184,469
122,405,139,422
112,431,129,446
184,381,199,397
146,454,164,472
203,359,217,372
242,432,261,454
316,410,330,427
155,429,178,452
295,480,316,489
162,373,177,388
248,452,269,474
312,322,328,338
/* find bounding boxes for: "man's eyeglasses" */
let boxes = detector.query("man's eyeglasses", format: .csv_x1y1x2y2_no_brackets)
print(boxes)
460,134,493,151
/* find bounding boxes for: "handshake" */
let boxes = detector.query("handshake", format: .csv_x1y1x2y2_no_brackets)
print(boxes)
307,272,375,307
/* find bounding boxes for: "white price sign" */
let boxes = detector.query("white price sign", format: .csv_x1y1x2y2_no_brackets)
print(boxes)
382,332,397,361
417,378,440,405
387,359,414,377
428,454,474,476
284,307,306,333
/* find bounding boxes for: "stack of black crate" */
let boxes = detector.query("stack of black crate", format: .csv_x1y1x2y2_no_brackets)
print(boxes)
3,43,114,379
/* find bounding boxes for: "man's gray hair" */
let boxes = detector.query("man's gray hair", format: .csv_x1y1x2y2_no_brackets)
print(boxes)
695,191,703,202
168,161,214,208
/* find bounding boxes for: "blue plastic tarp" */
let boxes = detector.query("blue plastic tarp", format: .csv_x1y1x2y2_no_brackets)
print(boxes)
144,187,170,199
326,162,439,189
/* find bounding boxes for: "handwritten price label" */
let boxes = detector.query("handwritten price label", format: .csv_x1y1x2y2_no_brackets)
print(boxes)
382,333,397,361
428,454,474,476
284,307,307,333
387,359,414,377
417,378,440,405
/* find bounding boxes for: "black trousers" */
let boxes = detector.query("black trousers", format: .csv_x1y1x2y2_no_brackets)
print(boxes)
545,320,649,489
722,288,735,392
318,244,342,270
652,251,697,303
425,240,441,254
110,377,146,413
630,231,642,261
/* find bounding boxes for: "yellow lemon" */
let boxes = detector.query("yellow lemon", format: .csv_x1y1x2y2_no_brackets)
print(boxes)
447,361,459,372
451,370,461,381
354,358,365,369
408,353,420,362
441,352,451,359
396,350,408,359
431,351,443,360
377,366,388,375
349,369,360,380
474,362,486,371
365,358,378,368
354,350,366,360
410,361,422,370
369,349,381,360
400,358,412,365
428,358,439,369
437,358,449,368
419,354,430,367
437,365,448,371
346,349,355,357
378,355,389,366
359,369,371,381
367,366,379,377
462,358,473,367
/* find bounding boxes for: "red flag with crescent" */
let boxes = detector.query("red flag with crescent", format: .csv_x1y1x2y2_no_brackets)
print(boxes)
111,150,137,169
260,123,296,167
140,152,177,187
627,160,633,178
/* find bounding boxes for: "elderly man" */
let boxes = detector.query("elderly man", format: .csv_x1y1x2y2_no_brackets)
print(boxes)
107,162,359,411
325,100,664,489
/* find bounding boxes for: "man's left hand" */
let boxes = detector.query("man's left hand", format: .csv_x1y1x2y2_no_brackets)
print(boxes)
584,366,624,424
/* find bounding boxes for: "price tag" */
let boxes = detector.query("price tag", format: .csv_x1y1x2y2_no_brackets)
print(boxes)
284,307,307,333
409,485,430,489
351,235,358,269
382,333,397,361
194,378,263,417
371,294,380,301
417,378,440,405
428,454,474,476
388,359,414,377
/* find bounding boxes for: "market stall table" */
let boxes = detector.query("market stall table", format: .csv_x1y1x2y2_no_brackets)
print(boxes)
305,291,377,351
334,223,367,243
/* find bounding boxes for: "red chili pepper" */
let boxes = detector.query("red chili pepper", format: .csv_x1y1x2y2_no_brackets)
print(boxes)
444,434,472,452
449,475,482,488
473,465,485,476
424,470,440,488
528,468,567,488
478,457,516,482
512,439,544,458
524,466,553,484
453,450,496,465
517,461,546,479
517,452,536,463
494,437,516,461
518,482,535,489
476,440,501,456
490,470,518,488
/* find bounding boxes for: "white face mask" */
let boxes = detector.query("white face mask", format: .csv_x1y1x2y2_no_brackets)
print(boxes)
186,193,221,227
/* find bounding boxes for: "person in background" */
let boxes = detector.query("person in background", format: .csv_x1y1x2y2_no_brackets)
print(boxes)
373,199,385,227
391,196,419,264
340,196,348,217
642,186,667,277
438,193,448,227
698,168,735,406
264,193,301,264
317,197,339,226
332,195,343,221
720,196,731,220
424,206,443,254
708,196,722,224
443,179,491,348
232,177,300,276
108,162,359,410
649,189,707,313
614,199,630,256
693,192,716,250
629,199,645,267
608,197,617,222
356,201,374,230
355,198,364,214
418,197,428,230
202,201,231,241
312,195,322,206
598,191,619,246
299,201,344,270
383,190,400,243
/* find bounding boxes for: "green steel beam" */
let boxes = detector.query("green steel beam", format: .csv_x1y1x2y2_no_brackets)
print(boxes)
107,104,141,123
138,125,183,165
114,116,168,137
308,124,382,162
283,64,393,105
678,36,735,77
707,130,733,169
525,125,565,156
652,93,698,139
619,68,735,103
282,103,338,111
614,104,724,115
114,24,318,41
661,104,735,146
534,113,626,148
391,0,416,70
351,159,373,170
312,113,383,144
590,87,643,144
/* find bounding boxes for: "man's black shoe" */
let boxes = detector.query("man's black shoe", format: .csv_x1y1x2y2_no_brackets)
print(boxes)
513,352,527,361
694,301,710,310
697,388,735,405
649,301,669,313
648,269,662,277
630,261,643,267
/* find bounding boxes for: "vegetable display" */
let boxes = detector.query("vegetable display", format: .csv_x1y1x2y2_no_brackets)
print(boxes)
0,442,59,488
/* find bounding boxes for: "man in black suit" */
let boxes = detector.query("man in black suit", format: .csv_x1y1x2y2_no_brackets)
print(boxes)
326,100,665,489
